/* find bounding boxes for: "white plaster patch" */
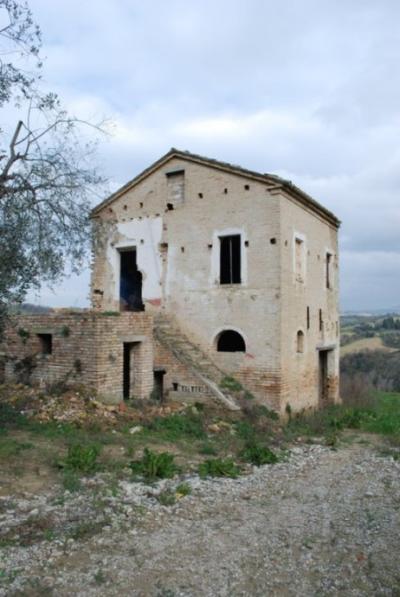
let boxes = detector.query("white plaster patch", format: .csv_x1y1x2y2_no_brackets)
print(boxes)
107,217,163,301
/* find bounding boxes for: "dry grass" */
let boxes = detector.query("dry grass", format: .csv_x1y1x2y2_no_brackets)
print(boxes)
341,336,396,355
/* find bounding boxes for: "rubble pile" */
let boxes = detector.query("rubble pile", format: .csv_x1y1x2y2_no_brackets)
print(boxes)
0,383,185,427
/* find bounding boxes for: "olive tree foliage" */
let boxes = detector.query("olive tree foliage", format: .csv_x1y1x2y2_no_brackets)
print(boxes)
0,0,106,332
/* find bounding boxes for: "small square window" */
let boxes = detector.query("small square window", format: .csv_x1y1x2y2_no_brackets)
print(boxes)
38,334,52,355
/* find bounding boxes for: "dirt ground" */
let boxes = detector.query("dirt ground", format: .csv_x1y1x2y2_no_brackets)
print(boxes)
1,437,399,596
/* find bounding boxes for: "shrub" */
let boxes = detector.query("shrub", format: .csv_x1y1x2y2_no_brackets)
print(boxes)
198,457,240,479
130,448,179,480
17,327,30,344
62,444,100,474
219,376,243,392
241,442,278,466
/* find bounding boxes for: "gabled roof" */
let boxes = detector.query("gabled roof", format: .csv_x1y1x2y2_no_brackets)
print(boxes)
91,148,340,228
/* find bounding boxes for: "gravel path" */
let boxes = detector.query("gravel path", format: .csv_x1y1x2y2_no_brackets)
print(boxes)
1,442,399,596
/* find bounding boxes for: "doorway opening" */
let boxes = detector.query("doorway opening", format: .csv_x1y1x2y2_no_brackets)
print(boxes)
119,249,144,312
153,368,166,402
123,342,134,400
319,349,330,404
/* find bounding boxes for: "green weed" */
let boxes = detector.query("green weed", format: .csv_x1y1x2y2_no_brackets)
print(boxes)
241,442,278,466
235,420,256,441
219,376,243,392
175,482,191,496
157,490,176,506
130,448,179,480
198,457,241,479
61,443,101,474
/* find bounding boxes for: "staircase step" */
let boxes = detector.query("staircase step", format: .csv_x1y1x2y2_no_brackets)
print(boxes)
154,317,240,411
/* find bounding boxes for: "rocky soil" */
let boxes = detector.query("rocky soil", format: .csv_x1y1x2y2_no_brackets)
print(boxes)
0,442,399,596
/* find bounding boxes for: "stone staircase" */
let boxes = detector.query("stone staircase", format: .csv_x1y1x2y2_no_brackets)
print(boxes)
154,315,240,411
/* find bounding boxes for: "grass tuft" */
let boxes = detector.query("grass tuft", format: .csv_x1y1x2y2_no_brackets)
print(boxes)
148,411,206,440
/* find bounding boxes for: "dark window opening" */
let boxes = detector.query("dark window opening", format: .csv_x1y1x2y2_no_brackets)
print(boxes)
172,382,178,391
38,334,52,355
139,202,143,208
119,249,144,312
326,253,332,289
198,192,203,198
244,184,250,190
224,188,228,194
297,330,304,353
220,235,241,284
244,240,249,247
217,330,246,352
167,203,174,210
319,309,323,331
181,246,185,253
307,306,310,329
270,238,276,244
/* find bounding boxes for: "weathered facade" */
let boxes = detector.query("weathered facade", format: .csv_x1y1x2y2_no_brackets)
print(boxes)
2,149,340,414
90,149,340,413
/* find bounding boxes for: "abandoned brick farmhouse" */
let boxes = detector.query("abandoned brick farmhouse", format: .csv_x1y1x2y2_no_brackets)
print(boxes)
2,149,340,414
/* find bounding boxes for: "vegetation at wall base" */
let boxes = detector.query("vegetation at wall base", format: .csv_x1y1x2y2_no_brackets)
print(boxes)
285,391,400,444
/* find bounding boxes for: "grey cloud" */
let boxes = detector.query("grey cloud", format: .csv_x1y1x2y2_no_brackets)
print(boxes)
24,0,400,310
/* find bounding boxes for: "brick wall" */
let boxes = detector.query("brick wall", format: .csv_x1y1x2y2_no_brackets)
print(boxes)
2,311,154,403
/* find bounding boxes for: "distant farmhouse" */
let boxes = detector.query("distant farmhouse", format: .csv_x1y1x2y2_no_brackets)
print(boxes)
1,149,340,414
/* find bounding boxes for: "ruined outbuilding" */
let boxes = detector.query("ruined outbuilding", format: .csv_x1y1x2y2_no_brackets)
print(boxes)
2,149,341,414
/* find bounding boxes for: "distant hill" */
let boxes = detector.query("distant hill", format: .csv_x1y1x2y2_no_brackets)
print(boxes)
10,303,53,314
342,307,400,316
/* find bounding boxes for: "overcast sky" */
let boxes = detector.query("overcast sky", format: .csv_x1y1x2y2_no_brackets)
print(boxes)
24,0,400,312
